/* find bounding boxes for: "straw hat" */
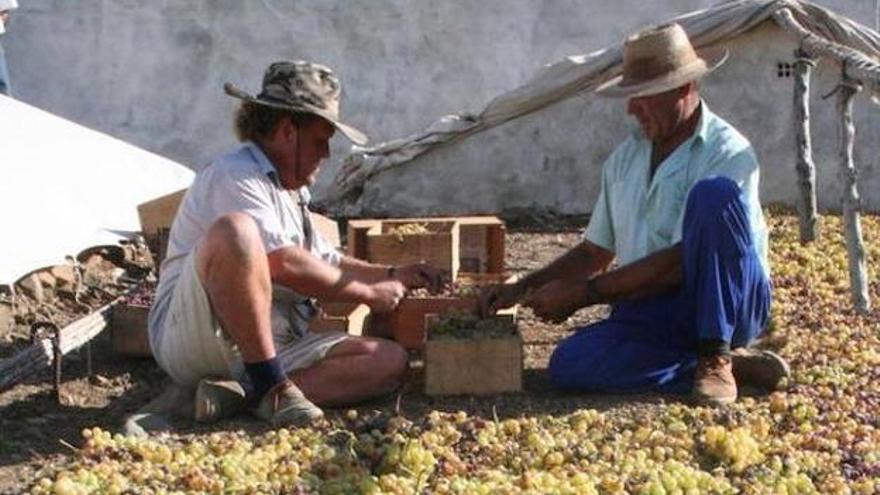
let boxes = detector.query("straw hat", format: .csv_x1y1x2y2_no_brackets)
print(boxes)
224,60,367,145
596,23,727,98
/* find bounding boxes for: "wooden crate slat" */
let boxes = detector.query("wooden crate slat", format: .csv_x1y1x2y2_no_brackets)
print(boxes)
112,304,152,357
313,302,370,335
368,232,460,277
346,219,382,259
137,188,187,237
425,315,521,396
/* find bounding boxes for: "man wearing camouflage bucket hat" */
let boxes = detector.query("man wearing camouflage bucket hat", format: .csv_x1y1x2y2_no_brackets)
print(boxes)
148,61,446,427
482,23,789,406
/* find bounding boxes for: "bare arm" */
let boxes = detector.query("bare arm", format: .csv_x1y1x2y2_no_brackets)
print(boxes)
480,239,614,316
589,243,682,304
337,254,390,284
267,246,403,311
520,240,615,292
525,242,682,322
337,254,446,292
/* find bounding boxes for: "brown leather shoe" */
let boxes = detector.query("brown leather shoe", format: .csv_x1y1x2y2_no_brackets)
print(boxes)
731,348,790,391
692,355,737,406
254,379,324,427
195,378,248,423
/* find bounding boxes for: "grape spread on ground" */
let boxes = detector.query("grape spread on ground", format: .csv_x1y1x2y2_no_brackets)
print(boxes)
9,210,880,494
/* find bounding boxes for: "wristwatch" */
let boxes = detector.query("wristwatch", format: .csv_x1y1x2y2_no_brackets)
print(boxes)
387,265,397,279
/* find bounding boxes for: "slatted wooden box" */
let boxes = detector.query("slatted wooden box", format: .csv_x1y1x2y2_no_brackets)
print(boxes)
311,301,370,335
111,303,152,358
366,220,460,279
368,273,516,350
424,314,522,396
347,216,506,279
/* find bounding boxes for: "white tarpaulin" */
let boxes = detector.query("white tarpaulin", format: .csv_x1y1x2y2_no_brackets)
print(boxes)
325,0,880,211
0,95,194,286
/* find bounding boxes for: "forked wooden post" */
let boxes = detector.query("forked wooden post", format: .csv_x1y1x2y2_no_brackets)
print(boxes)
836,71,870,313
793,49,819,243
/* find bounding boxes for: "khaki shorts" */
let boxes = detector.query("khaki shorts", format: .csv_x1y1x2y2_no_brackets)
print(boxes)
151,253,349,387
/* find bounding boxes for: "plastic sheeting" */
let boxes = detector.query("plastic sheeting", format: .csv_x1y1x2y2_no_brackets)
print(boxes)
0,95,194,286
325,0,880,212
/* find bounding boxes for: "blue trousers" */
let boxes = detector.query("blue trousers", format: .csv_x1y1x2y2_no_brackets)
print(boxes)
549,177,771,394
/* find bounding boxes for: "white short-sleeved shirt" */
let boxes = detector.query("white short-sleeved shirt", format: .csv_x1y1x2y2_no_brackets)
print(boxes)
584,102,769,275
148,142,341,347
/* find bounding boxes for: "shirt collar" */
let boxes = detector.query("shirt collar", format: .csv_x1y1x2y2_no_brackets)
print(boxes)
692,100,712,147
243,141,284,187
242,141,311,202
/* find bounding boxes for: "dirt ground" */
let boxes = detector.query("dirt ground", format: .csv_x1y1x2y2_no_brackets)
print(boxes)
0,223,645,492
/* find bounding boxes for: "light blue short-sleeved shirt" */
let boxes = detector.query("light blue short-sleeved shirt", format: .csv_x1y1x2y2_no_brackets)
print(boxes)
584,102,769,275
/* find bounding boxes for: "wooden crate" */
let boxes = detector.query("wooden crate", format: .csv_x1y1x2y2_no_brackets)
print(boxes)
137,188,187,237
368,220,460,278
346,219,383,261
346,216,505,278
311,301,370,335
111,304,152,358
424,314,522,396
369,273,515,350
457,217,506,275
312,212,342,249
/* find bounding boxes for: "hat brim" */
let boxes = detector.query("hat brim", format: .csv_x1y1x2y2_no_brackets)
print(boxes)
223,82,368,146
596,47,728,98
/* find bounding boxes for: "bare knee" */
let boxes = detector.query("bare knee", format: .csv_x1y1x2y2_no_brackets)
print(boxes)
197,213,266,276
375,340,408,385
340,337,408,387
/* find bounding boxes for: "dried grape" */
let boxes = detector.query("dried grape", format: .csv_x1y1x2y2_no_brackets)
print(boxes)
428,312,516,340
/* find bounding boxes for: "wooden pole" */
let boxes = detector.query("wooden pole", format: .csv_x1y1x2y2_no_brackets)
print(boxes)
836,71,871,313
793,49,819,243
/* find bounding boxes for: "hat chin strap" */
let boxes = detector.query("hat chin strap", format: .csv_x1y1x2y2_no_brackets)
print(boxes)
291,120,307,187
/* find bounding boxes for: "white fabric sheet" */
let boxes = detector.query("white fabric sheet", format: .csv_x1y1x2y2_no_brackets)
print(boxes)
0,95,194,285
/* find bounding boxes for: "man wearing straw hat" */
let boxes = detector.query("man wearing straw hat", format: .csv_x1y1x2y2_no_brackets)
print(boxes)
482,23,788,405
149,61,444,426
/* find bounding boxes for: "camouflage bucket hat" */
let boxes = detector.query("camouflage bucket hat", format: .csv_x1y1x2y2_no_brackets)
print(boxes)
224,61,367,145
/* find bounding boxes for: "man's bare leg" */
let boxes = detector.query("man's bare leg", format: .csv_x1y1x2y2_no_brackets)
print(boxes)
292,337,408,407
195,213,275,362
193,213,322,425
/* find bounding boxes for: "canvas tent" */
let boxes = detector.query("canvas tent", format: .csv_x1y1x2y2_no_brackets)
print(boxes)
0,95,194,288
325,0,880,208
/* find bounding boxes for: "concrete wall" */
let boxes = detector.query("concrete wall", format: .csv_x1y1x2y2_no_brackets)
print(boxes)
4,0,878,215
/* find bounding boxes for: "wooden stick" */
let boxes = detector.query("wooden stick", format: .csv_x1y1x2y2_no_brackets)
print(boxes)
793,49,819,243
836,71,871,313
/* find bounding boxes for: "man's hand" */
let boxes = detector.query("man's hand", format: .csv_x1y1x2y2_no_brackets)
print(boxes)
394,262,447,293
478,282,526,318
523,279,590,324
365,279,407,313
